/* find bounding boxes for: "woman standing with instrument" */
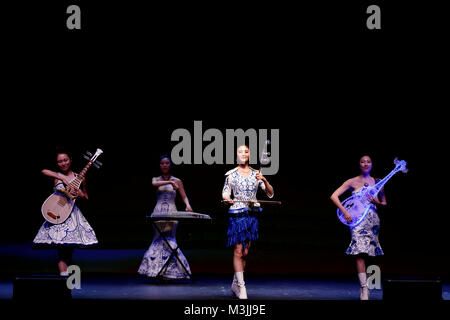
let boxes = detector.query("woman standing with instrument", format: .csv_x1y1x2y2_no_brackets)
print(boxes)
330,155,386,300
34,149,98,276
223,145,274,299
138,155,193,280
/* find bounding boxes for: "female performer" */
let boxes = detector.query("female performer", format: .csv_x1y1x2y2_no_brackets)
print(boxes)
138,155,193,280
222,145,274,299
34,149,98,276
330,155,386,300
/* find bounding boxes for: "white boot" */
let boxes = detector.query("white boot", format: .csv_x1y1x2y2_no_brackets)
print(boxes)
60,270,69,277
231,274,240,298
234,272,247,299
360,285,370,300
358,273,370,300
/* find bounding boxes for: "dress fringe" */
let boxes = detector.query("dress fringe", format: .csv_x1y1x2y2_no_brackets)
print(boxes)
227,211,259,249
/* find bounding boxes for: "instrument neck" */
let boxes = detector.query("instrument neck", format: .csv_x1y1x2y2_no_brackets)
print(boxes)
68,161,93,189
373,167,400,196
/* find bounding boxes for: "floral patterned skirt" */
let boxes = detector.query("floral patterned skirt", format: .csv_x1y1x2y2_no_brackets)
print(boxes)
138,221,191,279
345,207,384,256
33,206,98,247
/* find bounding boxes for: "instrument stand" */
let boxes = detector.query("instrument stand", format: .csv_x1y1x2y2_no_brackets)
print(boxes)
150,219,194,283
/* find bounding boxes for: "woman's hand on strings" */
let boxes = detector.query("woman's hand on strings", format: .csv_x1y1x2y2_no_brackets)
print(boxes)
343,210,353,223
367,194,381,205
69,187,80,198
61,177,70,186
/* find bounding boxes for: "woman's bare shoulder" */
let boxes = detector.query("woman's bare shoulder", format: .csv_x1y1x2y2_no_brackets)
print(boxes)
345,177,359,187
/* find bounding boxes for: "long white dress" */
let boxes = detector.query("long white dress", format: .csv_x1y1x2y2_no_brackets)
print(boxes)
138,178,191,279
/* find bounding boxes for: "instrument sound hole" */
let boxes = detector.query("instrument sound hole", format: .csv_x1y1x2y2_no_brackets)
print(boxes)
47,212,57,219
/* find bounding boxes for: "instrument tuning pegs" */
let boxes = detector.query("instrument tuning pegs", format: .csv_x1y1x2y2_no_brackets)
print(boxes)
93,160,103,169
394,157,408,173
83,151,103,169
83,151,93,160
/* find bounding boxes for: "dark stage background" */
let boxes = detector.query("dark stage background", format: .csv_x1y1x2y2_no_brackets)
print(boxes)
2,1,448,280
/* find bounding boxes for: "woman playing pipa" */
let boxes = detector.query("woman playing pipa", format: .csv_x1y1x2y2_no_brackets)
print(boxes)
34,148,98,276
330,155,386,300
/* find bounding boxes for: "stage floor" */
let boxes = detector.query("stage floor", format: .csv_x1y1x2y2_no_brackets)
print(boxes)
1,274,450,300
0,274,381,300
1,242,449,300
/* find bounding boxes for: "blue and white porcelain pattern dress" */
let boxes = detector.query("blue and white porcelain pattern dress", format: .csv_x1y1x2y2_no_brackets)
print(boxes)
222,167,274,248
345,187,384,256
138,177,191,279
33,174,98,246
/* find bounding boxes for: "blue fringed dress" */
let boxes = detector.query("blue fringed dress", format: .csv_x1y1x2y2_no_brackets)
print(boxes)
222,167,274,248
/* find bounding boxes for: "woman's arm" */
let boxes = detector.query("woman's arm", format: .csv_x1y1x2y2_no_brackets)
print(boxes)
256,171,274,198
175,179,192,212
330,179,353,222
42,169,69,186
152,177,178,190
75,178,88,200
368,187,387,206
378,189,387,205
222,175,234,204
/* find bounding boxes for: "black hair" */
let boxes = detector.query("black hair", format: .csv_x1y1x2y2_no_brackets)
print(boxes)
359,154,372,162
55,146,72,160
159,154,172,164
237,144,250,151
